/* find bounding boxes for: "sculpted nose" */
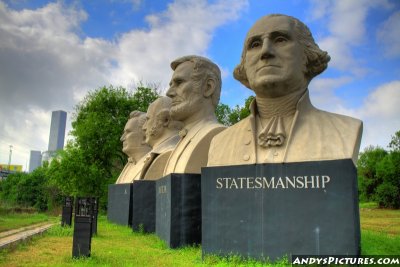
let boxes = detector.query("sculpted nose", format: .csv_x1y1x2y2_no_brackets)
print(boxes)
120,133,125,142
260,39,274,60
142,121,147,132
166,86,176,98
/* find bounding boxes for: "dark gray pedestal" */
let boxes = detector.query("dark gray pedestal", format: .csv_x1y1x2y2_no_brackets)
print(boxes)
107,183,132,226
156,173,201,248
202,159,360,261
131,180,156,233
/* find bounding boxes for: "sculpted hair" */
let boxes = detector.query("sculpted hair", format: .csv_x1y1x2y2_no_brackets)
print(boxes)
171,55,221,108
233,14,331,88
129,110,147,129
152,97,183,131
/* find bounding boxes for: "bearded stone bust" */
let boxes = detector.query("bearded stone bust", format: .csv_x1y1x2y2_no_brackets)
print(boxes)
140,96,182,180
163,55,226,175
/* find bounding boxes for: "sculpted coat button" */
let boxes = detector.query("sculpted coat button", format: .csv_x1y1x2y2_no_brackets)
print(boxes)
244,139,251,145
243,154,250,161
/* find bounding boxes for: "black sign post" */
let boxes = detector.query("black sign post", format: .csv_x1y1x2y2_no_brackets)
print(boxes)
61,196,74,227
72,197,93,258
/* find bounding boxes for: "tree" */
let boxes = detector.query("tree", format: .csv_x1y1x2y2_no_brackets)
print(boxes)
215,103,232,126
215,95,255,126
357,130,400,208
49,84,159,210
375,151,400,208
47,144,110,210
0,166,52,211
388,130,400,151
71,85,159,178
357,146,388,201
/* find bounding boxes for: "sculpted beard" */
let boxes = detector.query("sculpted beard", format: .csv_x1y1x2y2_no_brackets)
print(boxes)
170,94,203,121
148,119,163,139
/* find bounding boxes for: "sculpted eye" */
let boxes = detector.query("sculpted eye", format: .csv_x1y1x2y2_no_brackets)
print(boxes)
275,36,288,43
249,39,262,49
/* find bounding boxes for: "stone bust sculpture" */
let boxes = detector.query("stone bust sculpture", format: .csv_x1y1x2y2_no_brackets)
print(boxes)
163,55,226,175
208,14,363,166
115,111,151,184
140,97,182,179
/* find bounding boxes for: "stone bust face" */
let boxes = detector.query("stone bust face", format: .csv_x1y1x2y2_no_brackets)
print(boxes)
120,117,146,158
167,61,204,122
142,98,170,147
242,15,308,98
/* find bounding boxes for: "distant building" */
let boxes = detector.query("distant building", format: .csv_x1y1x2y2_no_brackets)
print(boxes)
29,150,42,172
0,164,23,172
42,110,67,164
48,110,67,151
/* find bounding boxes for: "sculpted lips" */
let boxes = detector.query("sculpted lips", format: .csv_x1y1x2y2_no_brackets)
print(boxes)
171,98,183,106
257,64,280,71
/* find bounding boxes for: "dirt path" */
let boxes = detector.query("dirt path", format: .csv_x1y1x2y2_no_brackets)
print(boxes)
0,222,55,249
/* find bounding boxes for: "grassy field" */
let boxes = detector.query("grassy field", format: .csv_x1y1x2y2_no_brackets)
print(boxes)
359,202,400,255
0,211,57,233
0,203,399,266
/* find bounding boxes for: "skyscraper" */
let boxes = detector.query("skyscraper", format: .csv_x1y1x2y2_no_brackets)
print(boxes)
48,110,67,151
29,150,42,172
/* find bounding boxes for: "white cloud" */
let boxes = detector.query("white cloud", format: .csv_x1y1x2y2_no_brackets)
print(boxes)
309,76,353,111
0,0,247,169
310,0,391,75
335,81,400,151
377,11,400,57
109,0,248,89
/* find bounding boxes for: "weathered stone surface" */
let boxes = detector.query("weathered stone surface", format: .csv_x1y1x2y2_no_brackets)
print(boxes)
208,14,362,167
141,97,181,180
163,55,225,175
202,159,360,260
116,111,151,184
156,173,201,248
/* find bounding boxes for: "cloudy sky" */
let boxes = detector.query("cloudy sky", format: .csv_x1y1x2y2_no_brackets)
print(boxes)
0,0,399,170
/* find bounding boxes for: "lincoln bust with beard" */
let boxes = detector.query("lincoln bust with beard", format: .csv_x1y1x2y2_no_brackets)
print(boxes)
163,55,226,175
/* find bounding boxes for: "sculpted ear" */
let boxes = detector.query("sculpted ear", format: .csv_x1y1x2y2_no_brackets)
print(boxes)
159,110,170,127
163,116,170,127
204,78,216,98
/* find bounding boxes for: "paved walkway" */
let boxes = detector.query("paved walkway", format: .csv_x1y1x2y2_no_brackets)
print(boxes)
0,222,56,249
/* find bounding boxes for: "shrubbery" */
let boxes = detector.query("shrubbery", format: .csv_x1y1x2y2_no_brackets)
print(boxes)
0,165,62,211
357,131,400,208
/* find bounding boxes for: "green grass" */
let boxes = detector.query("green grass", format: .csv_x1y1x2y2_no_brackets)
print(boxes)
359,202,400,255
0,212,57,232
361,230,400,255
0,204,399,266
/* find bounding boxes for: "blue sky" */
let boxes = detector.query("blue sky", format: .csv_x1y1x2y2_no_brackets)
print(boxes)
0,0,399,170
